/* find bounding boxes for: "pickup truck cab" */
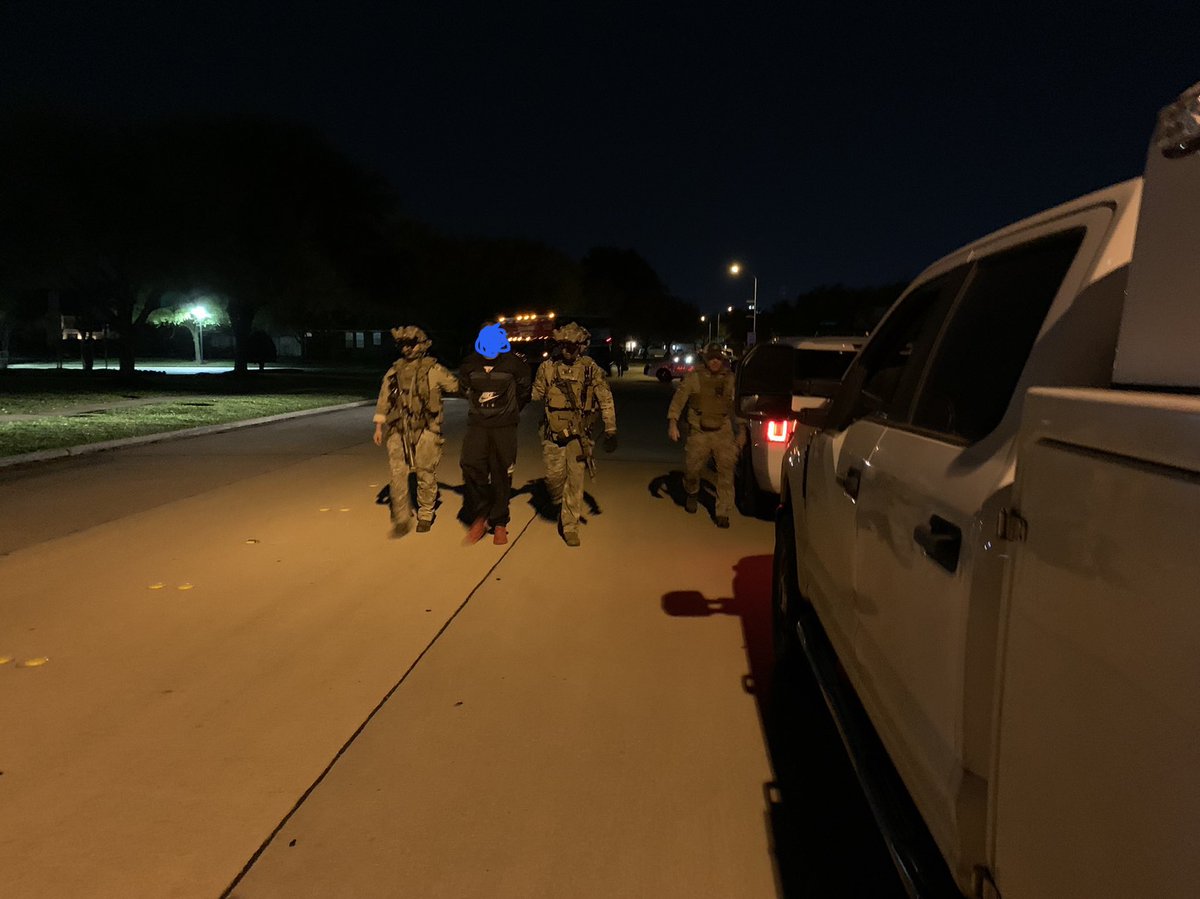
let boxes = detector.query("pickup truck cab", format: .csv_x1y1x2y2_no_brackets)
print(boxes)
774,79,1200,898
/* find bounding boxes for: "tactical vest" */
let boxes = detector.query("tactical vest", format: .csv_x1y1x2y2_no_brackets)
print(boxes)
693,370,731,430
385,357,441,434
544,361,596,444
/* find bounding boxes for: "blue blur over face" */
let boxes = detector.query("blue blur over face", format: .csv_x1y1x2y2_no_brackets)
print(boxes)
475,324,510,359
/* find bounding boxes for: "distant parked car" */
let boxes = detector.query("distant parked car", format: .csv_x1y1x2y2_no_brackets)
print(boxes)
645,351,699,383
733,336,864,516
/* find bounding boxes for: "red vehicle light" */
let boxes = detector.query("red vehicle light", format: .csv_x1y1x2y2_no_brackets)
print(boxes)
765,419,793,443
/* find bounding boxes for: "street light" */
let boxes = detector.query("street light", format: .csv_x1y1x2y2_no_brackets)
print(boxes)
700,314,712,341
191,305,210,364
728,262,758,346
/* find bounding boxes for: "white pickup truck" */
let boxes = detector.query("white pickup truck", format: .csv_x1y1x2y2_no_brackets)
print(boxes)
773,81,1200,898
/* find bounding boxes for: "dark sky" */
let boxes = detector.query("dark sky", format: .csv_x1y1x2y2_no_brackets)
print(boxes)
2,1,1198,313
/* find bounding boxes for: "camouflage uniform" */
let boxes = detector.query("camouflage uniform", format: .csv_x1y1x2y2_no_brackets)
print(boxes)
667,349,745,521
532,323,617,544
373,326,459,535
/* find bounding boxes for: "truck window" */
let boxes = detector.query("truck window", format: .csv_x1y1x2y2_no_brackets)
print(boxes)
794,349,858,383
910,228,1085,443
738,344,794,397
833,266,967,427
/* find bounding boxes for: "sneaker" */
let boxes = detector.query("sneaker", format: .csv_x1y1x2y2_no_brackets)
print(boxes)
715,516,731,529
563,530,581,547
415,519,432,533
463,517,488,545
685,494,698,514
493,525,508,545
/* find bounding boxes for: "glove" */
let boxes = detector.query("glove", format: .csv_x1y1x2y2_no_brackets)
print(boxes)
603,431,618,453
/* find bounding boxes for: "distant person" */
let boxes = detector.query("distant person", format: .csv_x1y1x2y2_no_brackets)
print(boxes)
372,326,460,537
666,343,747,528
612,344,628,377
459,323,532,545
531,322,617,546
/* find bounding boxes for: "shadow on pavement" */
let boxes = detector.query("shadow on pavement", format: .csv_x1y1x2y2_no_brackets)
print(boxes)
661,555,905,899
512,477,600,523
647,469,718,520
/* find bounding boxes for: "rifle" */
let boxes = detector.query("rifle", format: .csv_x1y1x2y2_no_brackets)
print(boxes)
386,370,416,467
577,432,597,480
554,368,598,480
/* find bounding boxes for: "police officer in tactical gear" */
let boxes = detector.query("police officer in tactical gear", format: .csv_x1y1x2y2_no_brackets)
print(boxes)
666,342,747,528
532,322,617,546
373,326,460,536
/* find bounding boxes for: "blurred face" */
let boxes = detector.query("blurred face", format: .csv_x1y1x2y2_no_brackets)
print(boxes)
705,355,724,373
399,340,424,360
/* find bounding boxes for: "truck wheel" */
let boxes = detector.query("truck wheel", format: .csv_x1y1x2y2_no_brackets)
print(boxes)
656,368,673,383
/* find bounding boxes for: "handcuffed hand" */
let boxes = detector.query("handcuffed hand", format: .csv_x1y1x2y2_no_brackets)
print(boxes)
603,431,618,453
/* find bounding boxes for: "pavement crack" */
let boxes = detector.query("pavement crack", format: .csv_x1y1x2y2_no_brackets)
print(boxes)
218,511,536,898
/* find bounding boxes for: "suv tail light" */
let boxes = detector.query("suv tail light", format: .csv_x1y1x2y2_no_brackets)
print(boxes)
765,419,794,443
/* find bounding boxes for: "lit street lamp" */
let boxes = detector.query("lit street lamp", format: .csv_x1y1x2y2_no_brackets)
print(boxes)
191,305,210,364
700,314,712,341
728,262,758,346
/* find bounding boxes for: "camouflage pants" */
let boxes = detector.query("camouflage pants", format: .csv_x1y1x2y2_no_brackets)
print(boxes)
684,425,737,517
385,429,443,526
541,436,588,532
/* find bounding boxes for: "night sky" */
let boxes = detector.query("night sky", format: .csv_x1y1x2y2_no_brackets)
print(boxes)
2,1,1198,314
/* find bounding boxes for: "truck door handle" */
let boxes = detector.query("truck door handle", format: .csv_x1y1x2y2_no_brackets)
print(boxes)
837,466,861,500
913,515,961,573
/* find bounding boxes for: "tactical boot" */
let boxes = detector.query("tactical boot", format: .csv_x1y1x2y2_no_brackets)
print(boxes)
463,517,488,545
563,530,581,547
493,526,508,545
715,516,731,529
685,493,698,514
415,519,432,533
390,520,413,539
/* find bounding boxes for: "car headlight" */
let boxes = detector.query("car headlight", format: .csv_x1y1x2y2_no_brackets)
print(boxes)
684,355,694,364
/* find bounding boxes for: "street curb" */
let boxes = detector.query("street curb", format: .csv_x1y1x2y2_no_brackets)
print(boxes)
0,401,372,470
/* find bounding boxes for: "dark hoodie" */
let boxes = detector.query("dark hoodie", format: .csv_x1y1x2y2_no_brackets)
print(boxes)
459,351,532,428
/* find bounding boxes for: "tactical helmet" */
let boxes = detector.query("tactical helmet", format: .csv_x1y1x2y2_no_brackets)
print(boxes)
391,325,431,357
551,322,590,346
703,342,726,360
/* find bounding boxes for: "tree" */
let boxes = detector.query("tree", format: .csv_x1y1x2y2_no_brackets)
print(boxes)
770,283,905,338
163,115,403,373
0,108,193,374
148,295,231,363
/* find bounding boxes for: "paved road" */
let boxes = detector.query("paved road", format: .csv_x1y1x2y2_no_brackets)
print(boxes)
0,376,902,898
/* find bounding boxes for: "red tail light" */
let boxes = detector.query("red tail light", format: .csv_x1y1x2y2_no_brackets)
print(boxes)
765,419,793,443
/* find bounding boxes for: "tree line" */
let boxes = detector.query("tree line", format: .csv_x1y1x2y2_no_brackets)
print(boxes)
0,106,905,375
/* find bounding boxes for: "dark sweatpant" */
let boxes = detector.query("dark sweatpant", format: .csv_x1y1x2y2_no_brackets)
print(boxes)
460,425,519,527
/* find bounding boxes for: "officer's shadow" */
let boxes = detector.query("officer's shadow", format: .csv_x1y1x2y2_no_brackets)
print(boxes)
376,478,601,526
648,470,718,520
375,479,460,519
512,478,601,523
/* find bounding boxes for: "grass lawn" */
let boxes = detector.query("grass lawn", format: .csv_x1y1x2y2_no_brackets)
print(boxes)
0,394,367,457
0,368,378,457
